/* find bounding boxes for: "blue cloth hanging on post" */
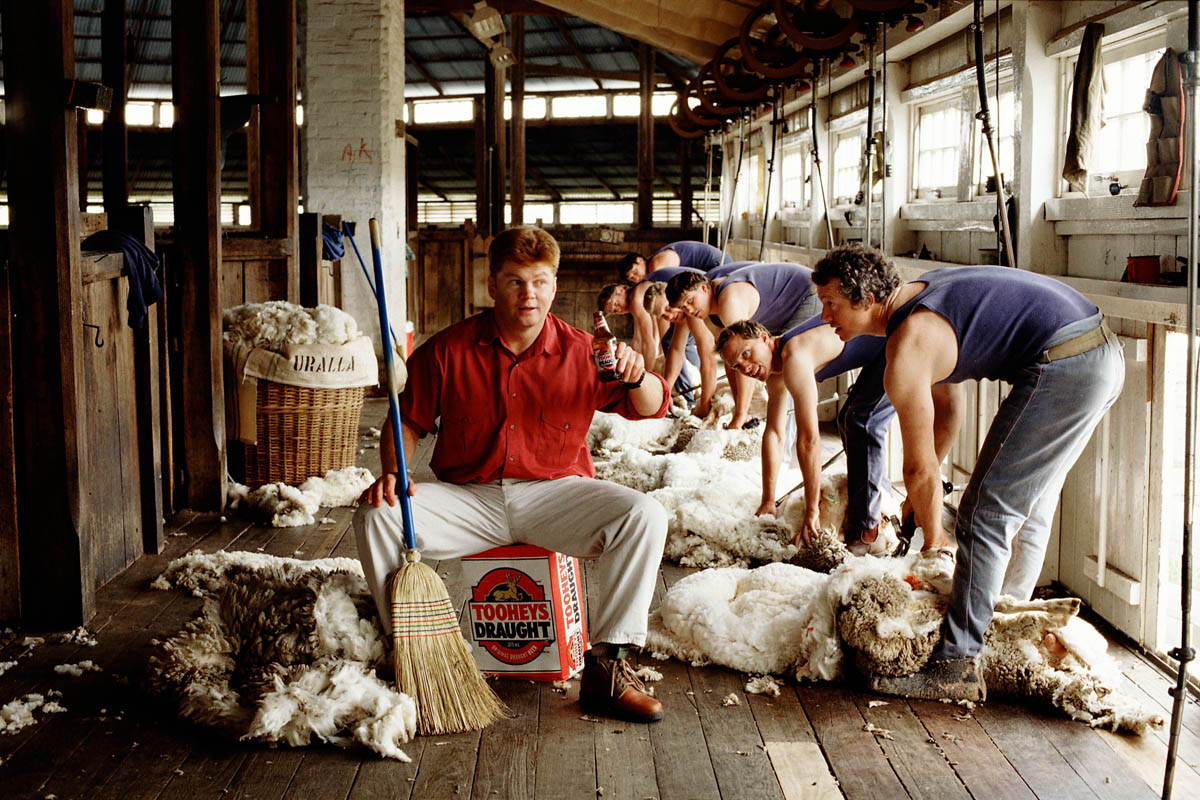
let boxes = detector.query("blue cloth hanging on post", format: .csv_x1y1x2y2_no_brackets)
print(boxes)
82,229,163,329
322,222,345,261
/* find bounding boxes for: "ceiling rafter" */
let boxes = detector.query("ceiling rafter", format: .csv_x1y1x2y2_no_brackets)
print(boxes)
550,17,603,90
406,51,445,96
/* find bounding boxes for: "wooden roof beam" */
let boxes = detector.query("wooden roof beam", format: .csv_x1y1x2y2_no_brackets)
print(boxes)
527,165,563,201
535,0,727,64
585,164,621,199
406,51,445,96
551,17,602,90
418,177,450,200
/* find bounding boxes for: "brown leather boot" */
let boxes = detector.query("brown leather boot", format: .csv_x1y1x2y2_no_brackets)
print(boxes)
579,648,664,723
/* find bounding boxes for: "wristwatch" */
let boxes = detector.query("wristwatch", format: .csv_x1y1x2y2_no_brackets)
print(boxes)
621,371,646,389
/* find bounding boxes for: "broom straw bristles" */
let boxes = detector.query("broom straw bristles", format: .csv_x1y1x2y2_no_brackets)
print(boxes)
390,558,508,735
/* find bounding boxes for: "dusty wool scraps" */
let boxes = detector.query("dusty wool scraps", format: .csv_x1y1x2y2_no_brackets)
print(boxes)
0,691,67,735
53,660,103,677
222,301,361,352
50,626,98,647
745,675,782,697
149,552,416,759
226,466,375,527
633,666,662,682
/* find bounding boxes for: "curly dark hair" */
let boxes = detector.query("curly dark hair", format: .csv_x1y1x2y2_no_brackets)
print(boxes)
665,270,709,307
616,252,643,283
714,319,770,354
811,243,900,307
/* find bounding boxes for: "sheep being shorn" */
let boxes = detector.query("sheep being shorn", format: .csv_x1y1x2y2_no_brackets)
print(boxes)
646,556,1162,734
147,551,417,760
589,410,897,569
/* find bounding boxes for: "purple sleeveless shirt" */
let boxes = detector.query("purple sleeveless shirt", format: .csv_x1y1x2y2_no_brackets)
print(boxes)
712,263,814,331
640,266,703,285
707,260,756,281
780,316,888,382
654,241,727,269
885,267,1099,383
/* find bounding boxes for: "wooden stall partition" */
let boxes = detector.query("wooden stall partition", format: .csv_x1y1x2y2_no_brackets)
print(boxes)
415,228,470,336
79,253,145,583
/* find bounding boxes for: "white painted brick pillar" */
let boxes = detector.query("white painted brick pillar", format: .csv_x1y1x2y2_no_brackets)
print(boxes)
302,0,407,356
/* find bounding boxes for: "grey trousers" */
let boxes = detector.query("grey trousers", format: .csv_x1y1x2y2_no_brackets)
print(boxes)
354,476,668,647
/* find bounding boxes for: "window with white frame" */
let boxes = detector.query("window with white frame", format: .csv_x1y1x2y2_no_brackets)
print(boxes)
914,98,963,198
1061,27,1167,194
973,84,1014,192
832,128,863,204
780,136,809,209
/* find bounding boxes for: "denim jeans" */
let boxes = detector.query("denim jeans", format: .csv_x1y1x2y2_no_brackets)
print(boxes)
937,315,1125,659
661,326,700,404
836,351,896,535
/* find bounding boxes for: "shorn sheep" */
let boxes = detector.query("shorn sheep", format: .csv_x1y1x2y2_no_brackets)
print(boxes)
147,551,418,760
645,555,1162,734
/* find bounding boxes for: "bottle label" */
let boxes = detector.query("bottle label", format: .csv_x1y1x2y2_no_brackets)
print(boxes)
593,340,617,372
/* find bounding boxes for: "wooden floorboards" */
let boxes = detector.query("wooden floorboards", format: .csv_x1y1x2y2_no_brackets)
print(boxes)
2,404,1200,798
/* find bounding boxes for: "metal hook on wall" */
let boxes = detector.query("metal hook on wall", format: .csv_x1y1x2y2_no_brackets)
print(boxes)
82,322,104,348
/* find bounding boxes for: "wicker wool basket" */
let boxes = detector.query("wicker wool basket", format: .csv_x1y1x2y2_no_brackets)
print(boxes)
239,379,366,487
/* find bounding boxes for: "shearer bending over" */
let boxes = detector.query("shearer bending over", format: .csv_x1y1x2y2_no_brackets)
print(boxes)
717,317,894,553
811,243,1124,702
598,261,754,415
615,240,730,284
667,262,822,429
356,227,670,723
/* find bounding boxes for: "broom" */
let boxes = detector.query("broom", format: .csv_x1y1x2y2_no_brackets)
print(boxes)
366,218,507,735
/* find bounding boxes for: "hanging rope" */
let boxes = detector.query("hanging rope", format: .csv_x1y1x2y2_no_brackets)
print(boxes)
704,133,715,244
720,116,748,254
864,26,878,249
759,94,782,261
881,23,888,252
971,0,1016,267
811,60,835,247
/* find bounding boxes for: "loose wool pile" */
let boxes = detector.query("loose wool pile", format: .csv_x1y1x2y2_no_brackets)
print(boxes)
147,551,417,759
226,466,375,527
646,557,1162,734
223,301,362,351
589,410,895,568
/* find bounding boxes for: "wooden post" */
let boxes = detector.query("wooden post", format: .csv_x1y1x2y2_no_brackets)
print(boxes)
299,212,321,308
252,0,299,301
2,0,92,625
78,113,90,211
101,0,128,215
637,42,655,228
484,47,507,235
474,97,487,233
111,205,165,554
0,241,16,621
510,16,526,226
680,139,694,229
172,0,226,510
406,136,420,235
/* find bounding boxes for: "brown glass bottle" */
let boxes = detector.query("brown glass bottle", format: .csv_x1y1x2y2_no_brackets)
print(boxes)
592,311,620,382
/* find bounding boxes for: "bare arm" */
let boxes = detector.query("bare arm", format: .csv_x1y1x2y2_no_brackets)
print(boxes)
689,316,718,418
931,382,964,466
629,285,659,365
727,368,756,429
782,351,823,544
716,283,762,327
884,314,958,551
757,373,789,516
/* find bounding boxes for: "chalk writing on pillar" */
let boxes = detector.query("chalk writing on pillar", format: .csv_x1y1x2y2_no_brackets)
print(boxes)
340,138,375,163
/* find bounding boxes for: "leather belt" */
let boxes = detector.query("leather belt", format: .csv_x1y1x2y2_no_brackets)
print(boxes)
1039,321,1112,364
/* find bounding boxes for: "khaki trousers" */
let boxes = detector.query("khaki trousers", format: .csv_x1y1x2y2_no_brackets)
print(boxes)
354,476,668,646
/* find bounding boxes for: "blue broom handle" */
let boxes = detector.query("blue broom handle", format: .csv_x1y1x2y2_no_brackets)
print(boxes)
368,218,418,551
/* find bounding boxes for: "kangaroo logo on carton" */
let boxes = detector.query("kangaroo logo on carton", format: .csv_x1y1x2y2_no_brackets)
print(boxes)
468,568,554,665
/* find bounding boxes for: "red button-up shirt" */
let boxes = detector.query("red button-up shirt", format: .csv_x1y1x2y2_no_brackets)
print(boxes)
399,310,669,484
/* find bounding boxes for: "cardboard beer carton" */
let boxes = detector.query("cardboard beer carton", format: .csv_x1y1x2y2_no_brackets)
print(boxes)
460,544,588,680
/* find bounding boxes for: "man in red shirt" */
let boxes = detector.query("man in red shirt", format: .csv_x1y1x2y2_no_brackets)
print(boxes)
355,226,670,723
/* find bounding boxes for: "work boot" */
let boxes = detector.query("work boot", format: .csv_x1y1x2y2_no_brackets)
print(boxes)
579,647,664,723
868,657,987,702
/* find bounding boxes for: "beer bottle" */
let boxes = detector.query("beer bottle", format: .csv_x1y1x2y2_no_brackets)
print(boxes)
592,311,620,382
